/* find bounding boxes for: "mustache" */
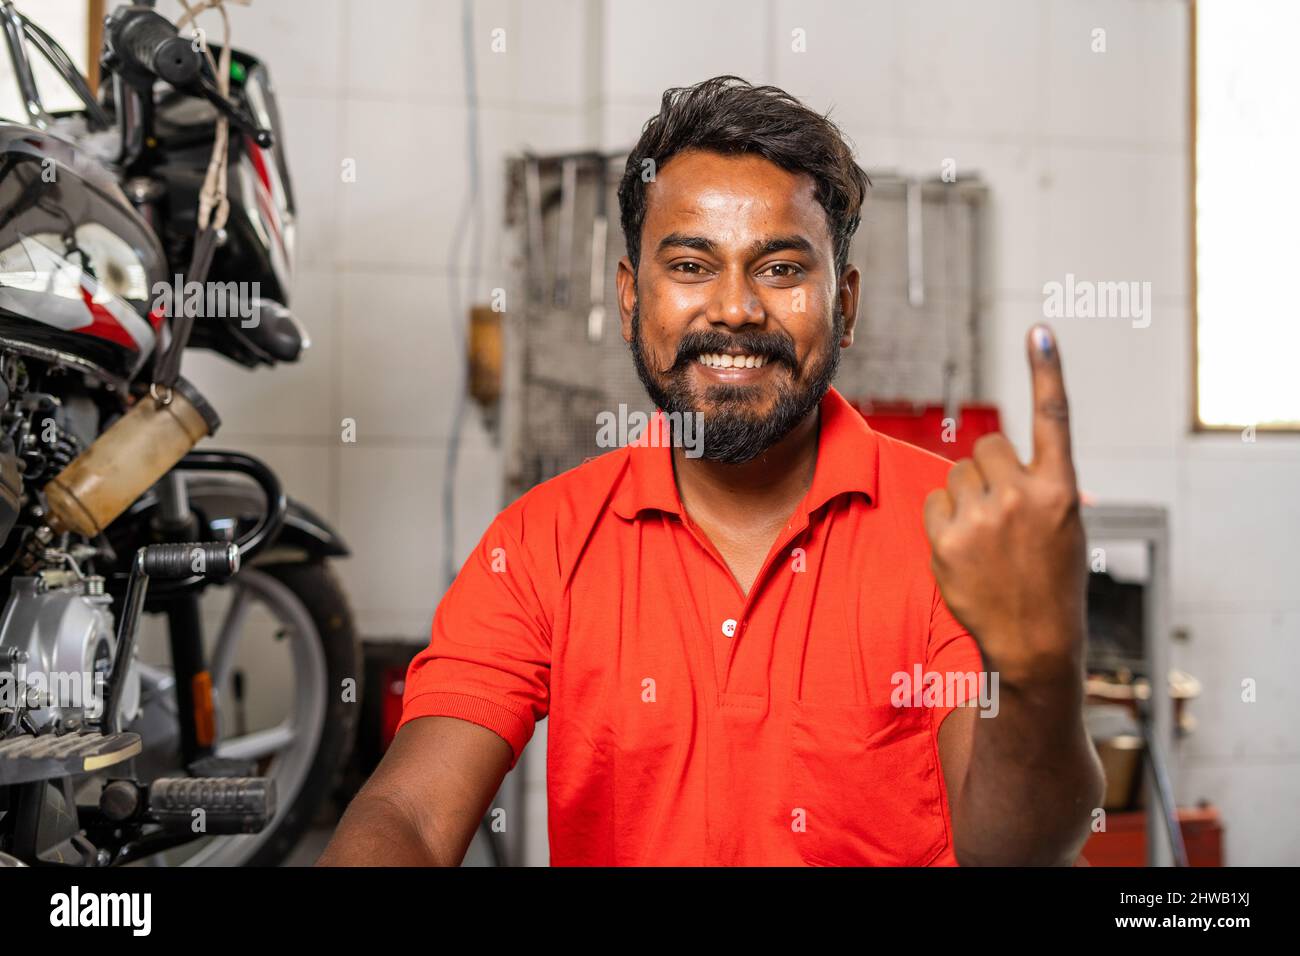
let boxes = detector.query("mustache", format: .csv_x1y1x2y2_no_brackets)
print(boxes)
666,329,799,373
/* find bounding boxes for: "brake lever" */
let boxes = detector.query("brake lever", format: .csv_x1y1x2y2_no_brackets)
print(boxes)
192,73,273,148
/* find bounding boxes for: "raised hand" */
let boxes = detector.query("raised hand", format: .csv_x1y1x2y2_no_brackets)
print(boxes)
923,324,1087,688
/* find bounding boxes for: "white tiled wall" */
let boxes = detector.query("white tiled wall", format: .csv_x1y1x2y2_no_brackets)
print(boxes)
0,0,89,118
139,0,1296,865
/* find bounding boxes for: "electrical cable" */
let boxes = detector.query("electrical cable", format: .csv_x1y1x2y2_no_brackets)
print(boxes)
442,0,483,590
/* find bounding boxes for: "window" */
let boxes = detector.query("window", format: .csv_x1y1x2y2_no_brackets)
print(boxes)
1193,0,1300,431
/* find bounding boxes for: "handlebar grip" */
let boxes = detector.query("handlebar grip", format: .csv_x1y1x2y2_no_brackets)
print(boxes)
110,8,202,86
139,542,241,580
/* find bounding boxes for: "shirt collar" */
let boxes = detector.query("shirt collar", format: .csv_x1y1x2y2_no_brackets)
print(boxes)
610,385,879,520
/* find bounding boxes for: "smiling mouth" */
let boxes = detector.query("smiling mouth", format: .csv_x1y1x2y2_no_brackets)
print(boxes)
695,352,771,370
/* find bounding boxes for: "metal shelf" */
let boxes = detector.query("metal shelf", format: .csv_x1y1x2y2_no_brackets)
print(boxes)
1084,503,1176,866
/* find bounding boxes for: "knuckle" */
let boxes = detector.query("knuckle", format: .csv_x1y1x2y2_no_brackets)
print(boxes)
972,432,1008,458
969,506,996,531
1037,398,1071,423
930,534,947,560
995,483,1024,513
932,528,959,560
941,520,973,552
1040,481,1079,514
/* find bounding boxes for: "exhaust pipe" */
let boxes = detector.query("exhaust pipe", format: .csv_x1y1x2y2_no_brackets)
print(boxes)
43,379,220,538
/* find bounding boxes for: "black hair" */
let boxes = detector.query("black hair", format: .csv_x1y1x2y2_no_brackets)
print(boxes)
617,75,870,281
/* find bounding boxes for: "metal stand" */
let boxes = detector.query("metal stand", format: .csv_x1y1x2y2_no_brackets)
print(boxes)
1083,504,1176,866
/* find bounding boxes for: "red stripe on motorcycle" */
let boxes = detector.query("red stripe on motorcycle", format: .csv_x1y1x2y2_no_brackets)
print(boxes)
80,287,140,349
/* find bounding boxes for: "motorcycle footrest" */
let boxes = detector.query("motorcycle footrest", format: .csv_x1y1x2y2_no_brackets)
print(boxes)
0,730,142,786
148,775,277,835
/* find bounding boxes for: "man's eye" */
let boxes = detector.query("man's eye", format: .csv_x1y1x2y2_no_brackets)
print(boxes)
760,263,804,278
672,262,707,274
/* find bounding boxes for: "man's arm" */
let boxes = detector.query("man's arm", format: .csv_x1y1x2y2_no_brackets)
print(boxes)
926,324,1105,866
938,680,1101,866
315,716,512,866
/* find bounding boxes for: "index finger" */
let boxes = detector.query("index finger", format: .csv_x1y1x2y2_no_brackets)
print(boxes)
1027,324,1076,485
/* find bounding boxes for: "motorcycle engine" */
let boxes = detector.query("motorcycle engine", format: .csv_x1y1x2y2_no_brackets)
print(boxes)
0,575,140,735
0,357,139,737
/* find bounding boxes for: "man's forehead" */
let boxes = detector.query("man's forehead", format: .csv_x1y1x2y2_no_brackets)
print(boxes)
645,150,827,240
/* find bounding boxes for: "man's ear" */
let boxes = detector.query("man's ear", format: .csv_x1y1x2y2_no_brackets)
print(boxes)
838,263,861,348
616,256,637,343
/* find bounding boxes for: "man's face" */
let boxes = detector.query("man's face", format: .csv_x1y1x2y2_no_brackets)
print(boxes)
619,149,859,464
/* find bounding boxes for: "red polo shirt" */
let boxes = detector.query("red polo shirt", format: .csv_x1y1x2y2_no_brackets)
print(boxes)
400,385,985,866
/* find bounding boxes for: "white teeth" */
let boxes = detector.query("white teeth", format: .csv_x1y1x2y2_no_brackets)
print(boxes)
696,353,767,369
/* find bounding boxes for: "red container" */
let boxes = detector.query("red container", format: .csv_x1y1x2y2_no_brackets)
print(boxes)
380,665,406,750
848,400,1003,461
1080,807,1224,866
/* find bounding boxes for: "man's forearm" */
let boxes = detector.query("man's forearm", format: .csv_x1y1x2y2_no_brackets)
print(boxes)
924,326,1104,864
316,788,450,866
952,658,1105,866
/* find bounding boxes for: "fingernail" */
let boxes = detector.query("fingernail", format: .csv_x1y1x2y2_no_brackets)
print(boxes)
1033,325,1055,358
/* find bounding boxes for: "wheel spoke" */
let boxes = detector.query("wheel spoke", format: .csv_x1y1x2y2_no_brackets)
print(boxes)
215,723,295,761
155,567,334,867
209,583,253,690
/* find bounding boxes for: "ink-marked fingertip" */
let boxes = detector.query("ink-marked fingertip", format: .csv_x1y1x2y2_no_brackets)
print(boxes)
1032,324,1055,359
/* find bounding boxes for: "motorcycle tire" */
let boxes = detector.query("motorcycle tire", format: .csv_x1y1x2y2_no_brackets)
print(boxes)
239,559,361,867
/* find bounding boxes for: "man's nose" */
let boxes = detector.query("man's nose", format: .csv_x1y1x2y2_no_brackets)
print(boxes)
705,268,765,330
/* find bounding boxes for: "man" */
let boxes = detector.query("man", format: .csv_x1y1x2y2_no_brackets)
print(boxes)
319,76,1104,867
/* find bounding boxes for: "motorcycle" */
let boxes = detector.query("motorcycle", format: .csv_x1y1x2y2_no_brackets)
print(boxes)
0,0,359,866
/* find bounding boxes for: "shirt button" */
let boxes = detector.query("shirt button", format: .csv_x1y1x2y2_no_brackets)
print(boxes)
721,618,738,638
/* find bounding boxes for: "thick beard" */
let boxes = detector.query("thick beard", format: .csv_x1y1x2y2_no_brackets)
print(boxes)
629,302,844,465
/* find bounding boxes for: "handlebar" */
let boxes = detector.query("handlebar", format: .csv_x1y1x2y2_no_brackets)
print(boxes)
102,4,273,148
103,5,201,86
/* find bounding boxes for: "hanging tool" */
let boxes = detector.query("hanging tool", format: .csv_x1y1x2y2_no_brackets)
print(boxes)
587,155,608,342
553,156,578,309
906,178,925,307
523,154,544,305
941,186,958,425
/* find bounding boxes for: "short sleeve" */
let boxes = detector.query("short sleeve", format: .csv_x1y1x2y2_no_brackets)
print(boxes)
926,583,986,729
397,514,553,770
